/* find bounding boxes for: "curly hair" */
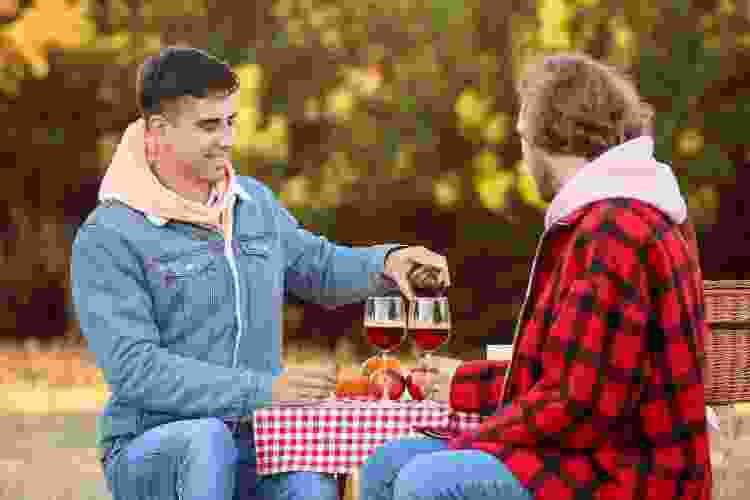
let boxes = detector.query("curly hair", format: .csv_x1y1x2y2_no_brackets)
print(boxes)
517,53,654,160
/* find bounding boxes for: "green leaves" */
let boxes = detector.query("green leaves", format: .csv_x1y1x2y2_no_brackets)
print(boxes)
430,0,467,33
637,0,734,190
704,96,750,147
691,143,735,182
269,159,290,178
414,110,435,147
382,126,401,164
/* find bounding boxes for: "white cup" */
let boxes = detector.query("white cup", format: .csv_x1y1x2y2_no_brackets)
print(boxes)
486,344,513,361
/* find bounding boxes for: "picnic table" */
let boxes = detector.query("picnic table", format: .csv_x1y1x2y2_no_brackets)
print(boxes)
252,398,483,499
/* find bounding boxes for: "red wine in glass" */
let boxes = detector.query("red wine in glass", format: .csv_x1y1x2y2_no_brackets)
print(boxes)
412,326,451,352
366,324,406,352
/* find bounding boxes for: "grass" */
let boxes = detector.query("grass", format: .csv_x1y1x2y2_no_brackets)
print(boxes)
2,382,110,414
0,340,374,500
0,338,410,500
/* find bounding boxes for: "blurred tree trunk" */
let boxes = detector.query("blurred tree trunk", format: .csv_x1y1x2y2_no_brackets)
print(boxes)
126,0,143,54
92,0,113,35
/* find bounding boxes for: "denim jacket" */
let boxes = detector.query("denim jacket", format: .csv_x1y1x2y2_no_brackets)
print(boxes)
70,175,399,462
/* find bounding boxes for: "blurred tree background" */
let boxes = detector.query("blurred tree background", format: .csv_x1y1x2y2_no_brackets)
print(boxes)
1,0,749,361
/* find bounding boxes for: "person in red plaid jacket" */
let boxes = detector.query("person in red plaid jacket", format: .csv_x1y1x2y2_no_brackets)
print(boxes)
360,53,711,500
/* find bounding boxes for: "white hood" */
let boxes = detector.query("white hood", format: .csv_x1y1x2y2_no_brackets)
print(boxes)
544,136,688,230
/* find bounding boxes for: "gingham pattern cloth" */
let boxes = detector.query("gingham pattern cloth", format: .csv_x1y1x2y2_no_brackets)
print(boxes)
253,399,482,475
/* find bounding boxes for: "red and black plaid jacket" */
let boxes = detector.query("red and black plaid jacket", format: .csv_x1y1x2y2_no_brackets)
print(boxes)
449,198,711,500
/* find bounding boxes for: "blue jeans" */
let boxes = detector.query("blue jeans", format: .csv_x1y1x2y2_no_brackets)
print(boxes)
359,437,531,500
102,417,338,500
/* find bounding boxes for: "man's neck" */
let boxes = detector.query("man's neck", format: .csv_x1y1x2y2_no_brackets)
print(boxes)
550,155,589,191
150,163,212,205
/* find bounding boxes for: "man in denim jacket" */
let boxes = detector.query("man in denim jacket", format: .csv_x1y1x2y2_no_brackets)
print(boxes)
70,46,450,500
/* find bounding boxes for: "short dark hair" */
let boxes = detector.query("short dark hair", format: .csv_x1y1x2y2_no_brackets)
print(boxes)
136,46,239,119
517,52,653,160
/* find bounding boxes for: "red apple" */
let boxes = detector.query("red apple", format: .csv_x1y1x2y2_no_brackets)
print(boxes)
406,367,437,401
368,368,406,400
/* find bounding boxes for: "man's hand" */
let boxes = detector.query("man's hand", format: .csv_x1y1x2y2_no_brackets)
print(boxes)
272,364,337,402
384,246,450,301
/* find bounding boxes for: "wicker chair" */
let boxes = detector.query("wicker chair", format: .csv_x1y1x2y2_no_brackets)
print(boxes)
703,280,750,405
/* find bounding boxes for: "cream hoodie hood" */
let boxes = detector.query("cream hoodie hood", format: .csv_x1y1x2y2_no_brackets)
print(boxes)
544,136,688,230
98,118,245,235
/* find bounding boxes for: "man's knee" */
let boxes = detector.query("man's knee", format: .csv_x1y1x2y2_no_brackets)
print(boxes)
393,451,530,500
179,417,238,464
361,438,447,480
106,418,239,499
360,438,449,500
363,437,443,472
257,471,338,500
393,454,442,499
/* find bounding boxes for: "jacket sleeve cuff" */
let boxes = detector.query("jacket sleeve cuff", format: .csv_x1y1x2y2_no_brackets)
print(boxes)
449,360,508,415
246,371,276,414
383,244,410,268
370,244,408,293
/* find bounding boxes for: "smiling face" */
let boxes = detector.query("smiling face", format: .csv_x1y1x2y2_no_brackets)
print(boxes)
146,91,238,200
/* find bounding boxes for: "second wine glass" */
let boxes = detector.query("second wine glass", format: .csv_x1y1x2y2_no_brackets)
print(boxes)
407,297,452,401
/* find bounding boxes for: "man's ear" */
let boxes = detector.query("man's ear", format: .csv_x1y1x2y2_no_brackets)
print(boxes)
146,114,169,136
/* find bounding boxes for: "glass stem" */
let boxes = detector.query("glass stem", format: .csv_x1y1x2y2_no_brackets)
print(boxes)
422,352,432,369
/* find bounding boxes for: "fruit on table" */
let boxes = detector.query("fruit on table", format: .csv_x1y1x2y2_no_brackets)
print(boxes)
406,366,437,401
335,367,371,398
368,368,406,400
361,355,403,378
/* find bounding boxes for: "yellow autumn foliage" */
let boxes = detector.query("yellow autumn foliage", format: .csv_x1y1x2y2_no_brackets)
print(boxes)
1,0,94,78
474,150,514,212
516,160,548,211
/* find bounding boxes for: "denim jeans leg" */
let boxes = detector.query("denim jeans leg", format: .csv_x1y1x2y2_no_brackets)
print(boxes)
255,471,339,500
393,449,531,500
359,438,450,500
105,418,238,500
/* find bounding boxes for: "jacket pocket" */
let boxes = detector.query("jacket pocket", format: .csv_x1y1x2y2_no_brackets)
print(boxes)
147,249,230,339
157,251,217,279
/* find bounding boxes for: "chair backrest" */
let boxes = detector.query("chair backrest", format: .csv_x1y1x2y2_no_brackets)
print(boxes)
703,280,750,404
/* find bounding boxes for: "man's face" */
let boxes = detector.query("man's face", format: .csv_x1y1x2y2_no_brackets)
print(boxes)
517,110,558,203
150,91,238,186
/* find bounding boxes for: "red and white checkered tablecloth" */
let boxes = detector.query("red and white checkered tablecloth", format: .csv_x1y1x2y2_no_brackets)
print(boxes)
252,399,483,475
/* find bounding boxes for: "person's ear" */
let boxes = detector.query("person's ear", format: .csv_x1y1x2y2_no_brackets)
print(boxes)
147,114,170,136
144,115,169,163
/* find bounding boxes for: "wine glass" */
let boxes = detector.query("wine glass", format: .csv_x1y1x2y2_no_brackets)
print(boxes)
407,297,452,401
363,296,407,403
